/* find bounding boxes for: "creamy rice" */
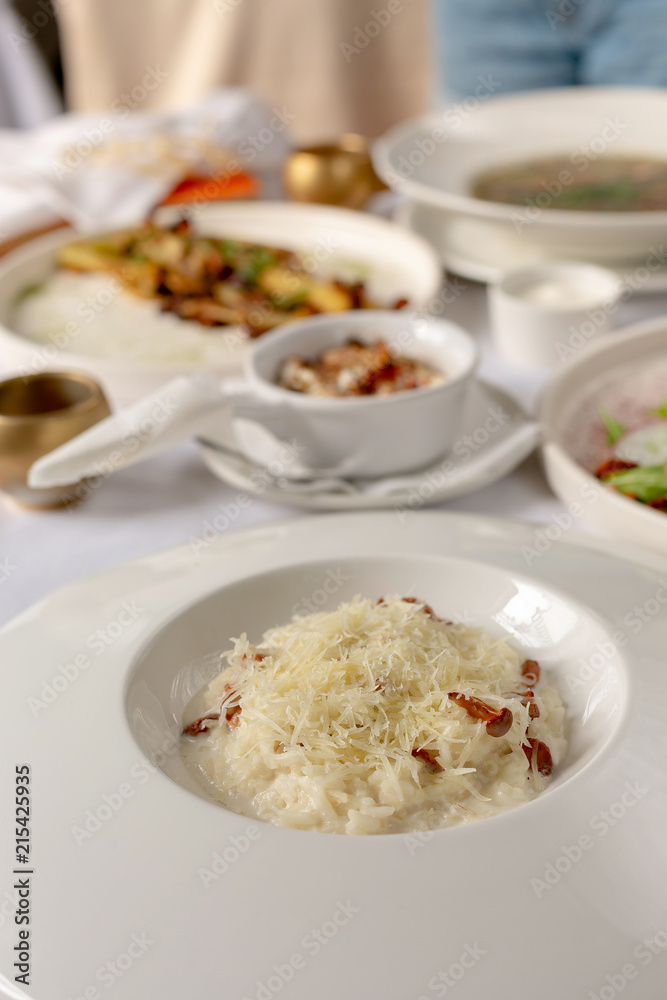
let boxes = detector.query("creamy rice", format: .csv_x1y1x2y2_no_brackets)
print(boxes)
181,596,567,835
12,272,248,366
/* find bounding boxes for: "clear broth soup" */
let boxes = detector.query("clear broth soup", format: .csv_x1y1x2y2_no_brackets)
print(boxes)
473,155,667,211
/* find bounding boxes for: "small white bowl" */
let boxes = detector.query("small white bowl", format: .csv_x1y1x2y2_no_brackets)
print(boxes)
489,262,622,369
237,310,478,478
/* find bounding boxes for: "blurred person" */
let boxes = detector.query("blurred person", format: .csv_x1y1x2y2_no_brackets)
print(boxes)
0,0,62,126
11,0,63,96
436,0,667,99
55,0,433,143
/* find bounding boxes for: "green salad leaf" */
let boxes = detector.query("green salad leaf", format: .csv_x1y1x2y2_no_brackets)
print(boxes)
13,281,45,304
604,465,667,503
598,406,625,445
653,397,667,418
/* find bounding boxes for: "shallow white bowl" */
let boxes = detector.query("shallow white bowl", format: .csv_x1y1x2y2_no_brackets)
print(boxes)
374,87,667,262
129,551,626,809
3,511,666,1000
0,202,443,406
541,315,667,554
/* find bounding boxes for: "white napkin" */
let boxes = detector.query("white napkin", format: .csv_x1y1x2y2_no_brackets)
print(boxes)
28,370,322,489
28,373,350,490
28,371,228,488
0,88,290,233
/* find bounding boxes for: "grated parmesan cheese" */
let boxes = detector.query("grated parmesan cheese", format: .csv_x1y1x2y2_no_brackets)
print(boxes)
181,596,567,834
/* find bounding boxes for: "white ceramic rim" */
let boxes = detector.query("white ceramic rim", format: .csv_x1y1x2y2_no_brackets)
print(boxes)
539,314,667,533
394,202,667,290
493,262,623,311
3,511,667,1000
373,87,667,229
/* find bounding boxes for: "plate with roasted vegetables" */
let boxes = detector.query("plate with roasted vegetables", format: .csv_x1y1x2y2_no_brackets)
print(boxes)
541,315,667,555
0,202,441,404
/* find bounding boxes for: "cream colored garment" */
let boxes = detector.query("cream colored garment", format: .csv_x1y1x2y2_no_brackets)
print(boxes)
56,0,432,142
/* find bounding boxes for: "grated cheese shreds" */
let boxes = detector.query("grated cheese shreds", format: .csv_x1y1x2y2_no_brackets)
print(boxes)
182,596,567,834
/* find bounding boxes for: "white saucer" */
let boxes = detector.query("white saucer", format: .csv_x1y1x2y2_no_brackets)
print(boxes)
2,512,667,999
396,201,667,292
198,379,539,510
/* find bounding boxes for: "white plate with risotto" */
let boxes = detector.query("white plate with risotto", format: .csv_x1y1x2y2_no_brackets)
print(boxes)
0,202,442,406
2,511,666,1000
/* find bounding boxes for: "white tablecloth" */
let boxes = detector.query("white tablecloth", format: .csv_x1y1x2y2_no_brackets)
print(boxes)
1,275,665,628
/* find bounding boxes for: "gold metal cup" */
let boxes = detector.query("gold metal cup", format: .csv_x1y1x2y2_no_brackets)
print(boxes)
0,371,111,509
283,134,385,210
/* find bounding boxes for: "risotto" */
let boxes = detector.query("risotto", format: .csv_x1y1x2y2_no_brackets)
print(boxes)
181,596,567,834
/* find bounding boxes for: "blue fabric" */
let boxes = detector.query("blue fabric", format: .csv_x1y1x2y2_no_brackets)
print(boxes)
436,0,667,99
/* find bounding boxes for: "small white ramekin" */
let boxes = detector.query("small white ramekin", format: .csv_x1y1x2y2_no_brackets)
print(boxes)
489,262,622,369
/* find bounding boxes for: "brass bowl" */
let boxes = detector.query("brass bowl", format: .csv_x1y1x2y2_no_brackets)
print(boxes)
0,371,111,509
283,134,385,210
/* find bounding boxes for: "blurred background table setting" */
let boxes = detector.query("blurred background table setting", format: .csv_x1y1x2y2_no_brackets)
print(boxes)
2,90,667,622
